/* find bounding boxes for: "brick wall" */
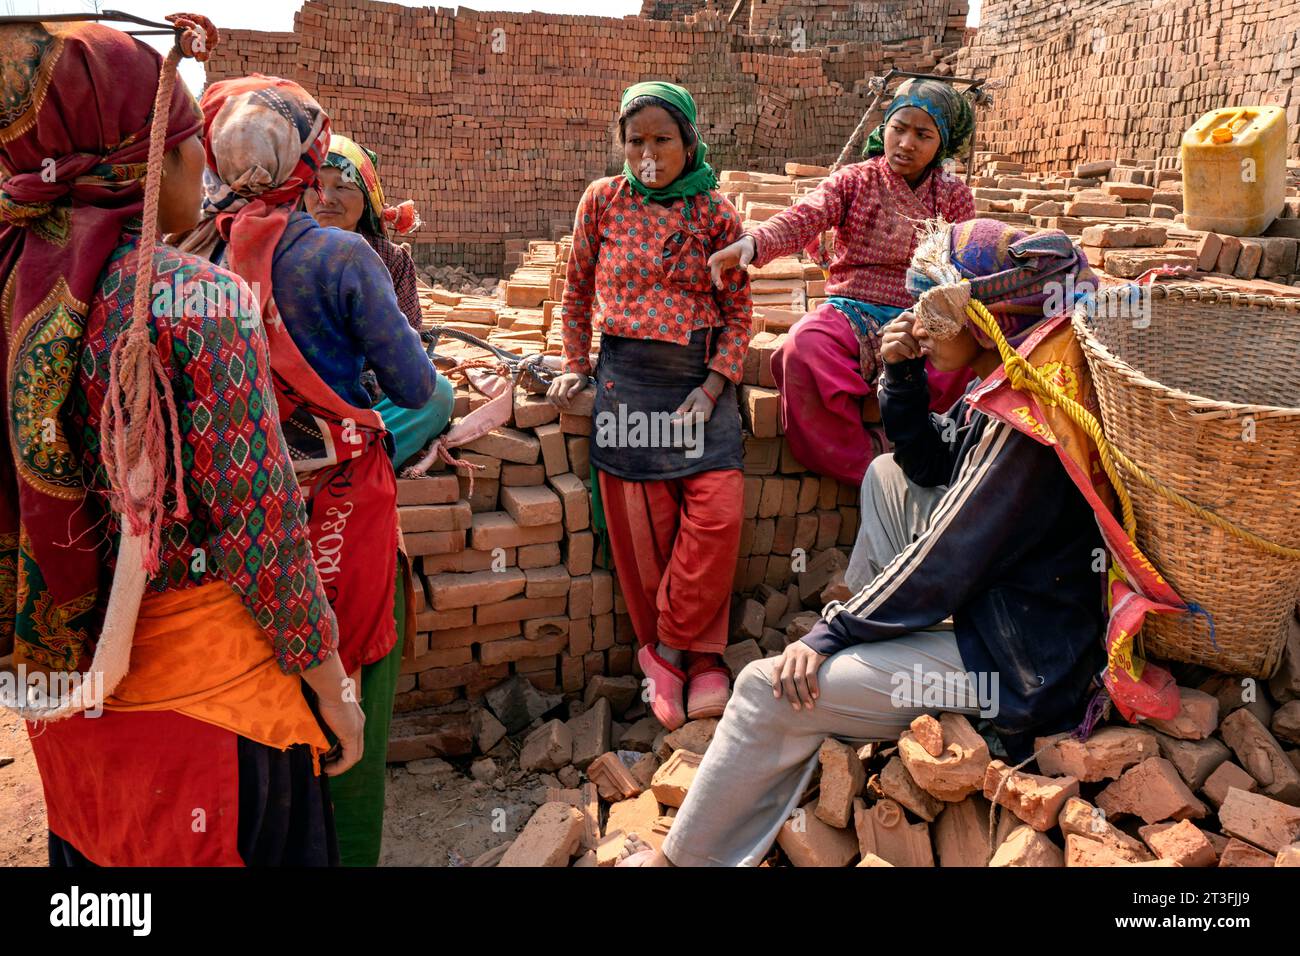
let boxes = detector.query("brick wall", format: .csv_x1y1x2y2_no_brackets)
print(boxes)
203,0,968,275
956,0,1300,170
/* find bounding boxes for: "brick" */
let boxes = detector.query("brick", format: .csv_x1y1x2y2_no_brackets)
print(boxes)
527,422,565,477
650,749,702,808
1146,820,1217,867
1202,761,1258,808
421,546,512,574
1220,708,1300,803
587,752,642,802
568,617,593,656
429,621,520,650
898,712,991,802
458,476,499,512
567,696,611,770
548,472,590,532
518,719,572,772
1141,686,1220,740
513,391,559,429
1078,223,1166,247
740,385,780,438
524,564,571,598
523,617,569,642
591,569,613,615
464,426,540,464
400,501,472,533
778,800,859,867
427,567,525,610
814,738,866,828
1276,843,1300,866
1217,788,1300,854
470,512,563,550
497,802,584,867
983,761,1079,831
661,718,717,758
583,674,640,716
1064,833,1149,867
876,755,944,823
1269,613,1300,703
1256,237,1299,277
480,628,567,665
1274,700,1300,744
989,825,1064,867
757,478,783,518
1096,757,1209,824
477,595,567,625
396,475,460,506
1035,727,1160,782
1154,732,1231,790
911,714,944,757
499,463,545,486
722,639,762,678
517,542,560,569
1234,239,1263,279
605,790,666,853
1215,235,1242,273
933,795,994,866
403,530,466,556
564,435,588,477
1057,796,1153,863
1218,838,1276,867
1064,200,1127,217
500,484,562,527
1100,181,1154,200
564,530,594,575
853,797,933,866
1194,232,1223,271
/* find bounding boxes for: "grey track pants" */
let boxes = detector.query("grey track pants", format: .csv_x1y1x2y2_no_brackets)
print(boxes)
662,454,979,867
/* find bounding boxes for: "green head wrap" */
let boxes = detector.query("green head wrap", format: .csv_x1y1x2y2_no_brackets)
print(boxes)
618,81,719,215
863,78,975,166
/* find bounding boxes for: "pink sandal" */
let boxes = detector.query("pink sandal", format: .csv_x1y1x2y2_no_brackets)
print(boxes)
685,655,731,720
637,645,687,731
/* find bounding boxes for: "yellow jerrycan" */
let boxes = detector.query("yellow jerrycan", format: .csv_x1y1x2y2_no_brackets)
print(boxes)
1181,106,1287,236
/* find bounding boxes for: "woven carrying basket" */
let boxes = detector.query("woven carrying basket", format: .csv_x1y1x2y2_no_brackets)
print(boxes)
1071,283,1300,678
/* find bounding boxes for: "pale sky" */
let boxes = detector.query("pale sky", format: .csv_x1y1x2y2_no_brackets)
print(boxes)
2,1,981,92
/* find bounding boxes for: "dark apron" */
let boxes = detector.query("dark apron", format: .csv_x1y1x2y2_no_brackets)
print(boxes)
590,329,743,481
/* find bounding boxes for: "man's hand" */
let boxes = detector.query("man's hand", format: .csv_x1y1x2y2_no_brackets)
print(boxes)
881,311,921,364
547,372,588,410
707,235,756,290
771,640,828,712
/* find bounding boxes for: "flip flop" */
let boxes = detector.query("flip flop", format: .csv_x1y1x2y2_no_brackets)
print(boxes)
686,654,731,719
637,644,687,731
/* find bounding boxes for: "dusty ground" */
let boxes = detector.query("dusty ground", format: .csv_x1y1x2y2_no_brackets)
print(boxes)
0,704,547,868
0,707,47,867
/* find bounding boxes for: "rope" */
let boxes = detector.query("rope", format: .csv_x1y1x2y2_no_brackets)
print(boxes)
964,297,1300,561
101,43,189,571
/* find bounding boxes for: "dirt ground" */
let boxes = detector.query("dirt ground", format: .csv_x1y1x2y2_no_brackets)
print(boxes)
0,704,544,868
0,708,47,867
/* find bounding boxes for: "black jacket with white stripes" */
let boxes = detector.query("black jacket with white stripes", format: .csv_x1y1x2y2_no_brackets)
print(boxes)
802,357,1107,758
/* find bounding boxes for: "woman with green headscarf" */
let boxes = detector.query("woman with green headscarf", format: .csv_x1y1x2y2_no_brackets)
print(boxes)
707,78,978,489
548,81,754,731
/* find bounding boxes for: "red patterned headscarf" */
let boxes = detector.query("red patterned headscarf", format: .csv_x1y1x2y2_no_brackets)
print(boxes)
0,21,201,662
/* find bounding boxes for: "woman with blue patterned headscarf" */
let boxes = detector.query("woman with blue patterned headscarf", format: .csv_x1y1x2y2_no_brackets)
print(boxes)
706,79,978,487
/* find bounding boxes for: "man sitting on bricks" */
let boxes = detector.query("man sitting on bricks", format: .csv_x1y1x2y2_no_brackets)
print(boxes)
621,218,1108,867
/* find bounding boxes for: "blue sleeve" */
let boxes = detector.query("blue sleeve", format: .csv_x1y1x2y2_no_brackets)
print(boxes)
801,419,1060,656
879,358,962,488
337,238,434,409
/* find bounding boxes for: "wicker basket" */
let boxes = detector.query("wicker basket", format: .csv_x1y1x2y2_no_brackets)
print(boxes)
1072,283,1300,678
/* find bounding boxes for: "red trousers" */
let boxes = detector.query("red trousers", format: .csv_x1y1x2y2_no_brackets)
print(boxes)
598,468,743,656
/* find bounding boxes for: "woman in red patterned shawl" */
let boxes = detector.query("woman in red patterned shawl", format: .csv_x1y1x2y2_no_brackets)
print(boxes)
0,18,361,866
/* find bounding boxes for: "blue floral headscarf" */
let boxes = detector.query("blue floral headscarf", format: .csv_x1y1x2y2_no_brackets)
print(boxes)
864,78,975,164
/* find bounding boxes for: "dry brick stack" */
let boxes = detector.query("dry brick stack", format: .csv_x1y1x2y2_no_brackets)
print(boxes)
964,151,1300,288
202,0,968,275
956,0,1300,170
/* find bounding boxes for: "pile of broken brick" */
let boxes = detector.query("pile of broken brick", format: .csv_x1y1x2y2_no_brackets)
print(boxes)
460,612,1300,867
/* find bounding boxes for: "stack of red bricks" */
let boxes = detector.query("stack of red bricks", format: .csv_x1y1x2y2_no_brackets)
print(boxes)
390,189,865,754
955,0,1300,170
966,152,1300,288
202,0,969,276
485,612,1300,866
